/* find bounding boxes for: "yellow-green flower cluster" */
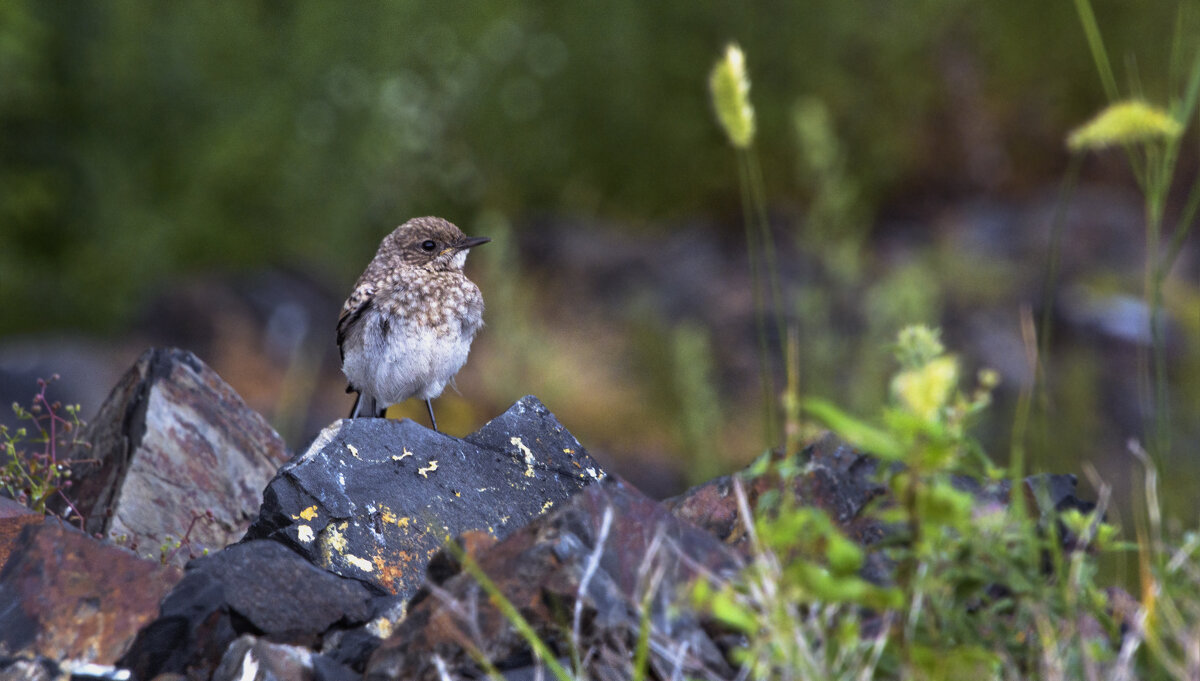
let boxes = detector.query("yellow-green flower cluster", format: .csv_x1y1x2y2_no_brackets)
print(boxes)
892,355,959,424
890,325,957,423
709,43,756,149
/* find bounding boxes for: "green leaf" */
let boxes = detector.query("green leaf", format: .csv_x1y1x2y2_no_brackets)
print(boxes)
708,588,758,633
909,643,1001,677
827,534,865,576
804,398,902,459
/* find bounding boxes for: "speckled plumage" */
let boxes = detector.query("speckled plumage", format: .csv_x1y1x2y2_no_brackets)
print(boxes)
338,217,488,428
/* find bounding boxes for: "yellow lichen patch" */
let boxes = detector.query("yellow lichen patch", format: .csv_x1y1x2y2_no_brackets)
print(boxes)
297,525,315,543
418,460,438,477
316,521,350,569
564,448,574,454
345,554,374,572
392,448,414,461
511,436,537,477
396,516,411,529
541,500,554,514
346,443,360,458
454,491,461,497
295,505,319,521
372,506,405,529
325,522,348,552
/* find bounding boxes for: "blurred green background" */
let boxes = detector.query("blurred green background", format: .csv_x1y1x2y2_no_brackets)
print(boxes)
2,0,1199,543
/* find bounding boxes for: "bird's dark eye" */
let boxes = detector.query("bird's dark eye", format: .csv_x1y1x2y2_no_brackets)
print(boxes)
420,240,437,252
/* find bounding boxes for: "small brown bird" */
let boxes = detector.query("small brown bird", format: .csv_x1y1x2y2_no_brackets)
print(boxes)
338,216,489,430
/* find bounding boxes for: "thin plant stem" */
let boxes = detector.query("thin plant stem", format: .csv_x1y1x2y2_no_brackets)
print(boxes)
737,149,780,447
746,148,788,343
1072,0,1120,102
745,147,789,448
784,323,803,457
450,542,574,681
1163,165,1200,274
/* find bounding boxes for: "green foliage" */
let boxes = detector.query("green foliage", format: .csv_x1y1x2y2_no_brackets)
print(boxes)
0,377,88,521
693,326,1158,679
1,0,1178,334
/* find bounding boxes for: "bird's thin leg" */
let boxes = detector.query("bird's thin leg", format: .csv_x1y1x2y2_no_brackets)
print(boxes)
426,398,439,432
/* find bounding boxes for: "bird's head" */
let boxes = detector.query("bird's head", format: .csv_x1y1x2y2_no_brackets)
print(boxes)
384,216,490,271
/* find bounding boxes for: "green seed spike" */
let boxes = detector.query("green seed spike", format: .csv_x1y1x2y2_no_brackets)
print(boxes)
709,43,756,149
1067,99,1182,151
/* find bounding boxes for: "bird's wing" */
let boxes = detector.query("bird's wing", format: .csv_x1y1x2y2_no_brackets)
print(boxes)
336,286,375,362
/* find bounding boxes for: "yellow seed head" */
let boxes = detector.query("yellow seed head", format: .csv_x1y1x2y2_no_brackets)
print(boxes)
1067,99,1182,152
709,43,756,149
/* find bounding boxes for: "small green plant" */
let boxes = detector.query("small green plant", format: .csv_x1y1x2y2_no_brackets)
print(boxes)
158,508,217,565
692,485,898,680
0,376,89,526
695,326,1141,679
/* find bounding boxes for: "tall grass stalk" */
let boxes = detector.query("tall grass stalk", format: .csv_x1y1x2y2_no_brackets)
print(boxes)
1069,0,1200,465
711,43,788,449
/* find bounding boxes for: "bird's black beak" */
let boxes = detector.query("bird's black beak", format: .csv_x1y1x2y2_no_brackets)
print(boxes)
457,236,491,250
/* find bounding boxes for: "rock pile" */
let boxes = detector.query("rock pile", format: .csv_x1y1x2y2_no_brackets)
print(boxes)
0,348,1092,680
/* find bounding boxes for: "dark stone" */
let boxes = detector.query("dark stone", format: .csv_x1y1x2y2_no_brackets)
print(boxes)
55,348,290,567
119,540,382,680
0,521,182,665
666,433,889,549
364,477,742,681
242,395,605,599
